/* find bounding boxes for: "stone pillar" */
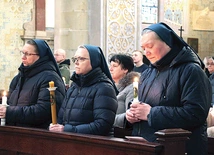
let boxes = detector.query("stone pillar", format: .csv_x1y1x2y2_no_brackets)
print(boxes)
54,0,142,69
88,0,101,46
35,0,45,31
21,0,54,49
54,0,89,65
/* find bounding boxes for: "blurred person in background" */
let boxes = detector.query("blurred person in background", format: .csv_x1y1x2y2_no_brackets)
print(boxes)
54,49,71,86
132,50,148,73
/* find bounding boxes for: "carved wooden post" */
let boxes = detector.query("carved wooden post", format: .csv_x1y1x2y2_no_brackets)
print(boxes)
155,128,191,155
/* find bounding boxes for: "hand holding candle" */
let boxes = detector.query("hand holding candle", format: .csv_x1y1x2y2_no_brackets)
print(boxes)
1,91,8,126
2,91,7,105
48,81,57,124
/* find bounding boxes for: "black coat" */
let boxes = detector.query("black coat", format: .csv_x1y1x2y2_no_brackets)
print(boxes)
58,67,118,136
6,56,66,129
132,47,211,155
209,74,214,106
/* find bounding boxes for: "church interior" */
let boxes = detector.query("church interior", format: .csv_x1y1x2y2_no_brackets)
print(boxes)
0,0,214,91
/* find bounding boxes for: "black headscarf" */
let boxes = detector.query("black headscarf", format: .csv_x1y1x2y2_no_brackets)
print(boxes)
84,45,118,94
144,22,205,69
33,39,61,76
17,39,62,96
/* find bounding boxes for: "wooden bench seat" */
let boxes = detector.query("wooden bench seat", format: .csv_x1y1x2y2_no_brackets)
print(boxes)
208,137,214,155
0,126,191,155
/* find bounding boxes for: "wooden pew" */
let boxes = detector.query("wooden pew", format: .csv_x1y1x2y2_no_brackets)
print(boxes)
0,126,190,155
208,137,214,155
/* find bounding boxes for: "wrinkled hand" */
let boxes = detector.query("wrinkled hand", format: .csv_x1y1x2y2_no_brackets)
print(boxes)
129,103,151,121
126,109,141,123
0,105,7,118
49,123,64,132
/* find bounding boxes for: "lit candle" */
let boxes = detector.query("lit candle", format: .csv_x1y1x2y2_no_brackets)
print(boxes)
2,91,7,105
1,91,7,126
49,81,57,124
133,77,139,104
49,81,54,88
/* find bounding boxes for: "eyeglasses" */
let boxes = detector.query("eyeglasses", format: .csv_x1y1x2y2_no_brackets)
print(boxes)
207,63,214,66
71,57,89,63
20,51,39,57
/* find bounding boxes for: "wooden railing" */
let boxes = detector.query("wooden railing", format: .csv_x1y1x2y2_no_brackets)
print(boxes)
208,137,214,155
0,126,191,155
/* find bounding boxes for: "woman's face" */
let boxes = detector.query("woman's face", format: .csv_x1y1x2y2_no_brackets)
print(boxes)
73,48,92,75
207,58,214,74
21,44,40,66
109,61,128,84
140,31,170,64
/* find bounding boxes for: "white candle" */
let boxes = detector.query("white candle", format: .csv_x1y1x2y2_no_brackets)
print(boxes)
62,77,66,85
133,77,139,103
133,81,138,90
2,91,7,105
1,91,7,126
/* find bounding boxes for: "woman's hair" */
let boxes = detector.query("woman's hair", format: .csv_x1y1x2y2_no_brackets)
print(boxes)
78,45,86,49
204,56,214,68
141,29,162,42
26,40,39,54
109,54,134,72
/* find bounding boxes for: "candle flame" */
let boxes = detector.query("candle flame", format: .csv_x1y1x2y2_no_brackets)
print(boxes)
3,91,6,96
134,77,139,82
49,81,55,88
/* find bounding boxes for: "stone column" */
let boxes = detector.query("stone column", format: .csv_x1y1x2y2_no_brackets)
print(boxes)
88,0,102,46
21,0,54,49
54,0,89,64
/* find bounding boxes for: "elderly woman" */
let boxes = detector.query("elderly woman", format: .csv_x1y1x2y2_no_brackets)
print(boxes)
49,45,118,136
0,39,66,129
204,56,214,106
204,57,214,137
126,23,211,155
109,54,139,128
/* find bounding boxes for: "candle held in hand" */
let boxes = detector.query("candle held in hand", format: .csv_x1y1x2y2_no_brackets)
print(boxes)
133,77,139,103
48,81,57,124
2,91,7,105
1,91,7,126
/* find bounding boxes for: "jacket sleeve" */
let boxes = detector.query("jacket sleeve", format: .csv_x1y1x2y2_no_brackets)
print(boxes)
209,75,214,106
8,74,20,99
114,84,133,128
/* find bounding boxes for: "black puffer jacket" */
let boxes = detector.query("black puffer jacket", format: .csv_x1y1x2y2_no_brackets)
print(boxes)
132,46,211,155
209,74,214,106
6,56,66,129
58,67,118,136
